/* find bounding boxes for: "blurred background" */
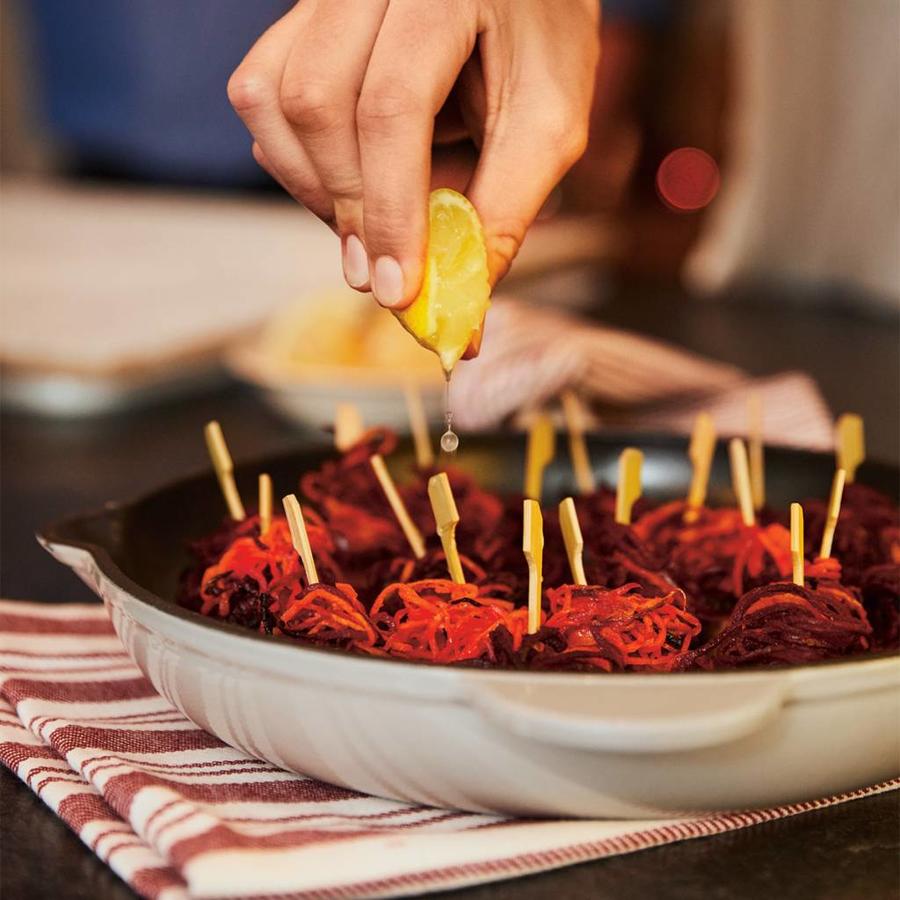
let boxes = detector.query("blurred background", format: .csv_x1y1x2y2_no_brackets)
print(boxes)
1,0,898,598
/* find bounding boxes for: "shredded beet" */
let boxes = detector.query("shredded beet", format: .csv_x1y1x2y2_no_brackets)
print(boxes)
273,581,377,649
679,581,871,670
858,563,900,650
635,501,794,628
362,549,515,608
177,514,261,611
536,584,701,671
368,579,525,664
401,465,506,545
177,429,896,671
301,427,407,560
198,516,342,620
804,482,900,586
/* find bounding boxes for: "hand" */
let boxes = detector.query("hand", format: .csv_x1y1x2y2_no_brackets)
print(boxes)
228,0,600,308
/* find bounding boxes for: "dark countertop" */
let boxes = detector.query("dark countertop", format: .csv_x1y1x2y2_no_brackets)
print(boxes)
1,286,898,899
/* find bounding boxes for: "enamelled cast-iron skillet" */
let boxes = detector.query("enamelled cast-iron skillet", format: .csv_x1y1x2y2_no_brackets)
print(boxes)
38,432,900,818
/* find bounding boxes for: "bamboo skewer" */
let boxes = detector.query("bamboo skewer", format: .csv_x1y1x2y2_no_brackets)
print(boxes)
282,494,319,584
748,393,765,511
819,468,847,559
334,403,365,451
729,438,756,527
835,413,864,483
561,390,596,495
790,502,804,587
427,473,465,584
524,413,556,502
558,497,587,586
370,454,426,559
404,384,434,469
523,499,544,635
258,473,273,534
204,420,246,521
684,412,716,523
614,447,643,526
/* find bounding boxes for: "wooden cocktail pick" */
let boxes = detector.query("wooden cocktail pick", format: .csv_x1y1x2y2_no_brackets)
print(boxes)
428,473,465,584
524,413,556,501
835,413,864,483
258,473,273,534
748,393,765,511
561,390,596,495
282,493,319,584
370,454,426,559
790,502,805,587
558,497,587,586
523,499,544,635
684,412,715,523
204,420,246,521
404,384,434,469
819,468,846,559
334,403,365,451
614,447,643,526
728,438,756,527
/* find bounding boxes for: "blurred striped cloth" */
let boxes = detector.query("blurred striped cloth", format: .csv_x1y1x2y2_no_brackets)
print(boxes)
453,299,834,450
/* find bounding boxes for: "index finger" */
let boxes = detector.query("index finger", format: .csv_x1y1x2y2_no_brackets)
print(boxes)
356,1,475,308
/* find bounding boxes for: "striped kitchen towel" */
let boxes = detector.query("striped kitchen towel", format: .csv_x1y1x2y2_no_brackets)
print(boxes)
1,600,896,900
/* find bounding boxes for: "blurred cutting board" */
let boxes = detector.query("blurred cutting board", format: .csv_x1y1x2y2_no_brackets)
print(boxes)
0,177,616,416
0,178,342,414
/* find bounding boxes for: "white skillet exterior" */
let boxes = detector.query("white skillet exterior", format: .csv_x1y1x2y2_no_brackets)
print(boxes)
46,538,900,819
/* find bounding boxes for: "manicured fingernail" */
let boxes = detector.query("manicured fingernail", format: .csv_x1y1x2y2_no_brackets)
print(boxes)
343,235,369,288
373,256,404,307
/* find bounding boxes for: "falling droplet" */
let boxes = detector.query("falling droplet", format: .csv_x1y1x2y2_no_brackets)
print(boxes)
440,429,459,453
439,368,459,454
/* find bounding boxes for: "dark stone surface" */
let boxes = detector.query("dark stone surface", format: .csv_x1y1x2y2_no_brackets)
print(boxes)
1,287,898,898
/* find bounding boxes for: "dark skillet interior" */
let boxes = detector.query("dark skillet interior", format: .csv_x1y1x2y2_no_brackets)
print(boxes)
42,432,898,609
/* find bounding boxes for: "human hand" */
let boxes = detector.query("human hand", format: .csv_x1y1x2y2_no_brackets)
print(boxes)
228,0,600,308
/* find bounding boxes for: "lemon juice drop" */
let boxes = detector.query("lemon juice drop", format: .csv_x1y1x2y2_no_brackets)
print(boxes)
440,372,459,454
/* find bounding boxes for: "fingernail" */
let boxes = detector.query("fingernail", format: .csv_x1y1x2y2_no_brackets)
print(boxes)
343,235,369,288
373,256,404,307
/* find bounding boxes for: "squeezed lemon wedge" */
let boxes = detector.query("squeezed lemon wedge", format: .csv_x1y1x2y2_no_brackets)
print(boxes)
394,189,491,373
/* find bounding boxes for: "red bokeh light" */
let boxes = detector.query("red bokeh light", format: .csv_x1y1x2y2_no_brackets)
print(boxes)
656,147,720,213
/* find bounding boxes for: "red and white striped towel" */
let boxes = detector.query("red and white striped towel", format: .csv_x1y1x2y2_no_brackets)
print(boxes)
1,600,895,900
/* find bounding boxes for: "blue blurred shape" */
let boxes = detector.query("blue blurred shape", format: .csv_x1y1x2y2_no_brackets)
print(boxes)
27,0,291,184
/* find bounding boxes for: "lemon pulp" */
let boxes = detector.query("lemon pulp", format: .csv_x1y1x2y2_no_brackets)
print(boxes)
394,189,491,374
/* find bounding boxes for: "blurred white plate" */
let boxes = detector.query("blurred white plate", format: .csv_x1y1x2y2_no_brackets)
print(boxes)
226,340,445,431
225,285,446,431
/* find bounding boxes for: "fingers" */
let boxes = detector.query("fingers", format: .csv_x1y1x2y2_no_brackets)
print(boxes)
468,104,590,284
466,13,598,284
279,0,388,288
356,1,476,308
228,7,334,223
233,0,597,309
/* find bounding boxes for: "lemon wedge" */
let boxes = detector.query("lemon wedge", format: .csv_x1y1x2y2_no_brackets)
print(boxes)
394,189,491,373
